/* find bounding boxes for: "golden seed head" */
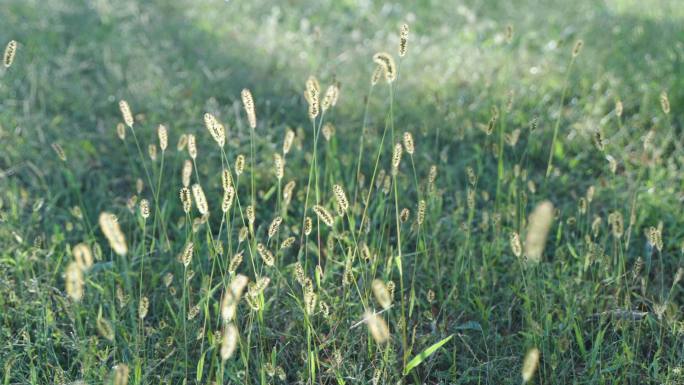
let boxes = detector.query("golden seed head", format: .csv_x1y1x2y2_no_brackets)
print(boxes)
283,129,295,154
304,216,313,235
65,261,84,301
521,348,540,383
191,184,209,215
139,199,150,219
321,84,339,112
372,52,396,83
73,243,94,271
228,251,243,274
118,100,134,128
273,153,284,180
99,212,128,256
572,39,583,57
305,76,320,101
157,124,168,151
304,290,317,315
371,65,383,86
96,316,115,341
403,132,415,155
660,90,670,114
181,242,194,267
51,142,67,162
180,187,192,214
187,134,197,159
391,142,403,176
177,133,188,151
241,88,256,129
313,205,335,227
322,122,335,141
283,180,296,206
203,112,226,147
221,274,248,321
400,208,410,223
524,201,554,264
220,323,239,361
365,311,390,344
148,144,157,161
221,169,232,191
268,216,282,238
294,262,306,285
138,296,149,319
332,184,349,214
371,279,392,310
466,166,477,186
136,178,144,194
399,23,409,57
163,273,173,287
116,122,126,140
257,243,275,266
246,205,255,225
235,154,245,175
111,364,130,385
4,40,17,68
510,232,522,258
417,200,426,225
281,236,295,249
222,186,235,213
427,289,435,303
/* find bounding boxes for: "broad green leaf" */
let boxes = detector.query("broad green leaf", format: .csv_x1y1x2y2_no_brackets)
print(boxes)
404,334,453,375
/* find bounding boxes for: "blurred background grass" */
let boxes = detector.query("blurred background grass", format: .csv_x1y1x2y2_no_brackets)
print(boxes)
1,0,683,383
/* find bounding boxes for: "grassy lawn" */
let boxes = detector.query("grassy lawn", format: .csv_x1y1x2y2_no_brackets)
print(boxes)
1,0,683,383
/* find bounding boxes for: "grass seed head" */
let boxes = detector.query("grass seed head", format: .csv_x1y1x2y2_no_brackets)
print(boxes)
3,40,17,68
191,184,209,215
99,212,128,256
399,23,409,57
118,100,134,128
157,124,168,151
241,89,257,129
524,201,554,264
522,348,540,383
313,205,334,227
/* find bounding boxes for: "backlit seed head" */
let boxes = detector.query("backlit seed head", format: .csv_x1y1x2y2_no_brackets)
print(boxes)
116,123,126,140
157,124,168,151
399,23,409,57
180,187,192,213
313,205,334,227
372,52,396,83
572,39,583,57
203,112,225,147
3,40,17,68
372,279,392,310
268,216,282,238
417,200,427,225
283,180,296,206
427,289,435,303
273,153,284,180
322,122,335,141
65,262,84,301
163,273,173,287
187,134,197,159
111,364,130,385
221,274,248,321
400,208,410,223
177,133,188,151
118,100,134,128
181,242,194,267
321,84,339,112
96,316,115,341
51,143,67,162
283,129,295,154
136,178,144,194
281,236,295,249
221,169,232,191
245,205,255,225
371,65,383,86
304,217,313,235
391,142,403,176
235,154,245,175
139,199,150,219
238,226,248,242
148,144,157,161
73,243,94,270
241,89,256,129
403,132,415,155
524,201,554,264
229,252,243,273
222,186,235,213
138,296,149,319
257,243,275,266
521,348,540,383
365,311,390,344
333,184,349,214
660,91,670,114
221,323,239,361
99,212,128,256
509,232,522,258
304,290,317,315
191,184,209,215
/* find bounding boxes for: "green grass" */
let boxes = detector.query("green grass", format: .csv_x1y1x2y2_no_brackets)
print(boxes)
1,0,683,384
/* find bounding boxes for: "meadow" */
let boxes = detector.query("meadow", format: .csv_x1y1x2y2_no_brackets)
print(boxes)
1,0,683,384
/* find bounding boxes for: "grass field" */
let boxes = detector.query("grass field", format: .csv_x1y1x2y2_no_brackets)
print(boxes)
1,0,683,384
